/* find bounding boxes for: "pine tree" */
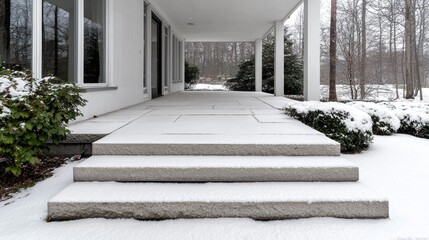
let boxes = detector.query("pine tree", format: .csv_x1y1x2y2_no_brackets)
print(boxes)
226,30,303,95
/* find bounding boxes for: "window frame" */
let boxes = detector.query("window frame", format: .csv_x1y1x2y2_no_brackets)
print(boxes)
32,0,111,87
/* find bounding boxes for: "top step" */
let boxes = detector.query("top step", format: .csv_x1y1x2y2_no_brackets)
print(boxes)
93,134,341,156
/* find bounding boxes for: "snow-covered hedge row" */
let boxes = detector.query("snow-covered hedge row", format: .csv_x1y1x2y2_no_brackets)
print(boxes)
0,69,87,175
284,101,373,153
379,102,429,139
347,102,400,135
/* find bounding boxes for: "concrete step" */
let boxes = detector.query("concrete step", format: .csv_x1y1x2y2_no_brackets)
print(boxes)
74,156,359,182
92,134,341,156
48,182,389,221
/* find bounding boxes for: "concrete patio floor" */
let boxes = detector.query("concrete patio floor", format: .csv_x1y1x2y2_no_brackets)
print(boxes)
69,91,339,156
70,92,297,134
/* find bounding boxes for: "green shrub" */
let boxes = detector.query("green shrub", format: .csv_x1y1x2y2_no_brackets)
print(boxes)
185,62,200,89
347,102,400,135
284,101,373,153
379,102,429,139
0,70,87,175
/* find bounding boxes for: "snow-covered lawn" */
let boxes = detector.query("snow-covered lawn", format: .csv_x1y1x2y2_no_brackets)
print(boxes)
1,135,428,240
190,83,227,91
321,85,429,102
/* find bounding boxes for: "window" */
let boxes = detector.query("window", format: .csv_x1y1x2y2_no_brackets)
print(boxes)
0,0,32,70
179,39,182,81
172,36,176,82
143,2,148,92
172,35,182,82
4,0,108,85
164,26,169,88
42,0,74,82
84,0,106,84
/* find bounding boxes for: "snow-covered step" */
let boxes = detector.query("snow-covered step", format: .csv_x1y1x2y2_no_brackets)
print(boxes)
92,135,341,156
74,156,359,182
48,182,389,221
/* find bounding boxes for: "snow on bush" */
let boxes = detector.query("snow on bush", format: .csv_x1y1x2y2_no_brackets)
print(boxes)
347,102,400,135
1,69,87,175
379,102,429,139
284,101,373,153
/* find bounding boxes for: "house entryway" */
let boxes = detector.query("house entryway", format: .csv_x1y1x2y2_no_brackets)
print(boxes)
48,92,389,220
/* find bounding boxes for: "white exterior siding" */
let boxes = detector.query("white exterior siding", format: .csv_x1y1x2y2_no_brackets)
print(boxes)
78,0,185,121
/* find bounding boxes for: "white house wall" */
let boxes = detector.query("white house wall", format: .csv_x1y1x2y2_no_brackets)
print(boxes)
79,0,185,121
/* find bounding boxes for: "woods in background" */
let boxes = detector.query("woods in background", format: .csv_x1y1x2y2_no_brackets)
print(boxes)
288,0,428,100
185,42,254,83
186,0,429,100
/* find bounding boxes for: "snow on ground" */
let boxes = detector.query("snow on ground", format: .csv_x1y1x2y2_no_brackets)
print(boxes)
1,135,429,240
191,84,227,91
321,85,429,102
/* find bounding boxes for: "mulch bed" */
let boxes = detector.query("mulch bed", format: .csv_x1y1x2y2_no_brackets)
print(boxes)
0,156,80,202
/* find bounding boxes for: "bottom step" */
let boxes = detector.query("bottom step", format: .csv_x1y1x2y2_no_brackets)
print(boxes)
48,182,389,221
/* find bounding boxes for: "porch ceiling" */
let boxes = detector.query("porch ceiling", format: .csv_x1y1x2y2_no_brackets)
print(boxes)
150,0,302,42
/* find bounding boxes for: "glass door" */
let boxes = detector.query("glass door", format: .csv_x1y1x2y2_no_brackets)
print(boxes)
151,15,162,98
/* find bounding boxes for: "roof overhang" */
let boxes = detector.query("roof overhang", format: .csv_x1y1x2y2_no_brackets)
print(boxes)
149,0,302,42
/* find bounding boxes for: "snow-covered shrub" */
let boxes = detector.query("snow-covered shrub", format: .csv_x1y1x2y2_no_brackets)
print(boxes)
347,102,400,135
284,101,373,153
379,102,429,139
0,70,87,175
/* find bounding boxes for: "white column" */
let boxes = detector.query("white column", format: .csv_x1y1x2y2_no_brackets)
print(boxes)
304,0,321,101
255,39,263,92
274,21,284,96
145,4,152,97
181,40,185,91
32,0,42,79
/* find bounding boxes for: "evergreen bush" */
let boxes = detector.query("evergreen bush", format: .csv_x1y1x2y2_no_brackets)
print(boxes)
347,102,400,135
379,102,429,139
226,30,303,95
0,70,87,175
185,62,200,90
284,101,373,153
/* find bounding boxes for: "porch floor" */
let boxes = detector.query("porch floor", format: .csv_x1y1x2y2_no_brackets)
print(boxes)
70,91,339,155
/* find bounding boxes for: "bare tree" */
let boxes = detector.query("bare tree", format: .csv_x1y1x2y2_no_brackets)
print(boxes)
404,0,414,99
329,0,338,101
360,0,367,99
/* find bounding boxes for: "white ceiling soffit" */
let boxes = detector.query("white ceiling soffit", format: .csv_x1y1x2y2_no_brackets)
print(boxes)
151,0,302,42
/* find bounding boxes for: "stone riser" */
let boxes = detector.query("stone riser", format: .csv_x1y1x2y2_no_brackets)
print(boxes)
74,156,357,182
92,144,341,156
48,201,389,221
47,182,389,221
74,167,358,182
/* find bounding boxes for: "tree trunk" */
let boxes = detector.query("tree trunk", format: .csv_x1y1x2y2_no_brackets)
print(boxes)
388,0,400,99
393,1,400,99
412,0,423,100
360,0,367,100
404,0,414,99
378,2,383,84
329,0,337,101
